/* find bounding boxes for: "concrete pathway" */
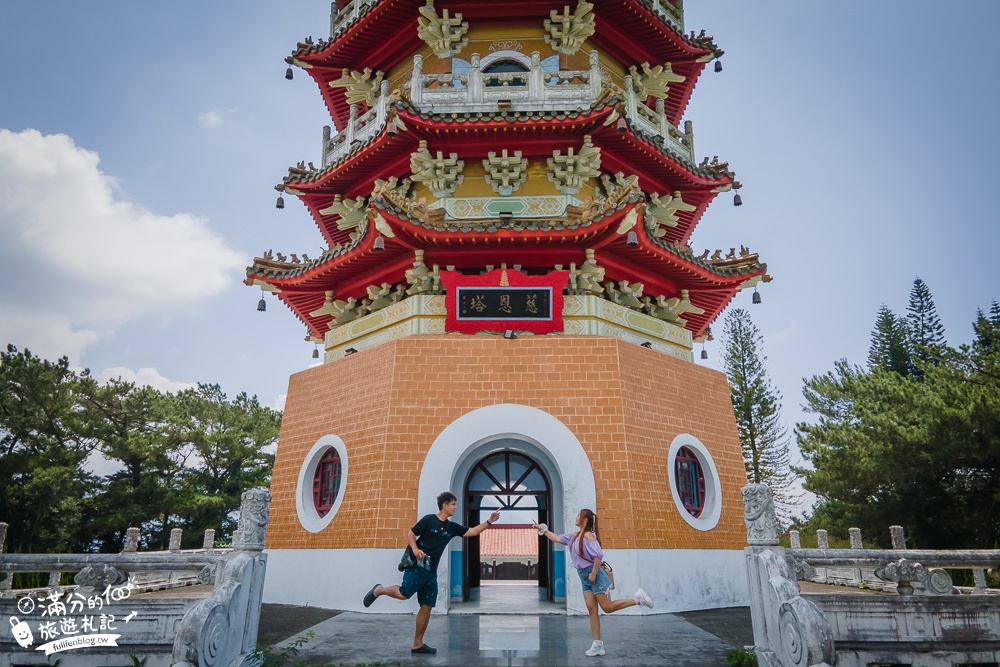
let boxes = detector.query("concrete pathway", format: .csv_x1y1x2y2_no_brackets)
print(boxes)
259,605,753,667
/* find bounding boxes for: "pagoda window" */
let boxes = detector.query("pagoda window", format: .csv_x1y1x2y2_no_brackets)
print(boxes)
312,447,343,518
451,57,471,88
483,60,528,87
541,55,560,85
674,446,705,518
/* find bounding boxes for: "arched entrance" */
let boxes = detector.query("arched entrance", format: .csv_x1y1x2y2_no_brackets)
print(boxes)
463,450,552,603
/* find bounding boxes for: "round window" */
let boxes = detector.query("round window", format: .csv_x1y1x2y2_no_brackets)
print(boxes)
667,434,722,531
296,435,349,532
312,447,342,518
674,446,705,518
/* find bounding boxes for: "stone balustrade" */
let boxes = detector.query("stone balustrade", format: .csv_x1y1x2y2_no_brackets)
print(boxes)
743,483,1000,667
321,50,696,169
0,488,271,667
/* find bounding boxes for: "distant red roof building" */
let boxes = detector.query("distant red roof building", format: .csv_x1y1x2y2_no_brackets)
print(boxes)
480,526,537,558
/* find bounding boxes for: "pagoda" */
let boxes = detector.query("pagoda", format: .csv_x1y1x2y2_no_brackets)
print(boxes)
249,0,769,615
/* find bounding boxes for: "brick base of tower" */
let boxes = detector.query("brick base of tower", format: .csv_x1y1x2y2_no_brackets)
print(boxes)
263,335,750,614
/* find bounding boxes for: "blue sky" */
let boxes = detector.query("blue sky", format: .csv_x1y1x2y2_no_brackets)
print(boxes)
1,3,998,493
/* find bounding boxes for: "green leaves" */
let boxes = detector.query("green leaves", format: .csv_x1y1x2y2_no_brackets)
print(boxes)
798,303,1000,548
722,309,800,527
0,345,280,554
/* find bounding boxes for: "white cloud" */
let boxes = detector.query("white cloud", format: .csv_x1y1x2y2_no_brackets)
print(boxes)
271,393,287,412
97,366,198,393
198,110,224,128
198,107,238,129
0,129,245,363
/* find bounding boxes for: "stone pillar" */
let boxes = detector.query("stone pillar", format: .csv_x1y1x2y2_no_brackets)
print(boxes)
741,484,779,546
469,54,483,104
169,528,183,553
411,54,424,106
623,75,638,123
346,104,358,144
0,522,7,553
203,529,216,551
684,119,695,156
123,527,141,553
849,527,863,549
816,529,829,549
529,51,544,101
48,572,61,588
588,50,601,100
328,0,339,38
974,568,987,594
232,488,273,552
789,530,801,549
656,99,668,139
890,525,906,550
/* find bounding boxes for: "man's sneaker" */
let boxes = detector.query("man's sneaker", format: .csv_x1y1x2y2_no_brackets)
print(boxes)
634,588,654,609
585,641,606,657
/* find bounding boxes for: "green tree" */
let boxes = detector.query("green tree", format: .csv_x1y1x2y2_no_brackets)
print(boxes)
799,305,1000,548
867,305,912,375
173,384,280,542
905,277,946,373
0,345,97,552
721,308,799,526
76,377,188,551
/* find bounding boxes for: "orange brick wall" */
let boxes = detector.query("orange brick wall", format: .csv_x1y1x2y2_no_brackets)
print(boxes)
266,335,748,551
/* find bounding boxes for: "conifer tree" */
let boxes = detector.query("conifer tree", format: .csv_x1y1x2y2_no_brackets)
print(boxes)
905,277,946,372
721,308,800,526
867,305,912,375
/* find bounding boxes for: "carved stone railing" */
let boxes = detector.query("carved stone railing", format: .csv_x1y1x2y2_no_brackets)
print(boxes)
642,0,684,31
320,50,697,168
323,79,391,167
623,75,694,162
788,526,1000,596
409,50,601,112
328,0,381,41
0,488,271,667
0,528,225,601
406,51,696,164
742,483,1000,667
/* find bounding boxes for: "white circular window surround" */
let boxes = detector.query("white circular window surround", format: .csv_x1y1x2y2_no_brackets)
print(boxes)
296,434,349,533
667,433,722,531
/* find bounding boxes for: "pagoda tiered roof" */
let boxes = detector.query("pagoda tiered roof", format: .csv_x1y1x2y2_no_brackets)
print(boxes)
281,97,734,248
253,0,767,354
246,189,766,339
290,0,720,130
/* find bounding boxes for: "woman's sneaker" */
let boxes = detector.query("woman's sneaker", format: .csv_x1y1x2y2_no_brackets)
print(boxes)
634,588,654,608
585,641,606,657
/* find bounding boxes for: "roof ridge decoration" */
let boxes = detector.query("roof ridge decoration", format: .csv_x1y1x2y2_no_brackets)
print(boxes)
329,68,385,105
318,195,367,233
547,135,601,195
417,0,469,58
410,140,465,197
645,190,696,236
544,1,596,55
629,62,686,100
483,150,528,196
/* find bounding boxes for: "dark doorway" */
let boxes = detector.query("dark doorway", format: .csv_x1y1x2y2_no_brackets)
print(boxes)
464,450,552,602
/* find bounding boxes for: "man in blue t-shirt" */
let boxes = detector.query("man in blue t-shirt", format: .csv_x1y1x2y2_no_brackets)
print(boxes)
363,491,500,654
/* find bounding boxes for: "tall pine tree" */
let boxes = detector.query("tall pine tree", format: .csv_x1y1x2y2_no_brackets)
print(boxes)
905,277,946,372
721,308,800,526
867,305,912,375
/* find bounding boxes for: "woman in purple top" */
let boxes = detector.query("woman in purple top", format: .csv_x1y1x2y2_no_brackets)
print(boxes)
534,508,653,657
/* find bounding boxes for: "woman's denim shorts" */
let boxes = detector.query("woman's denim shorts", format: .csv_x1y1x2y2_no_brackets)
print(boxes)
577,566,613,596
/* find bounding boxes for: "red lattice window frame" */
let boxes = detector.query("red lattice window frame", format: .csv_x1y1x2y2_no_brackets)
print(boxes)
674,446,706,518
312,448,342,518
